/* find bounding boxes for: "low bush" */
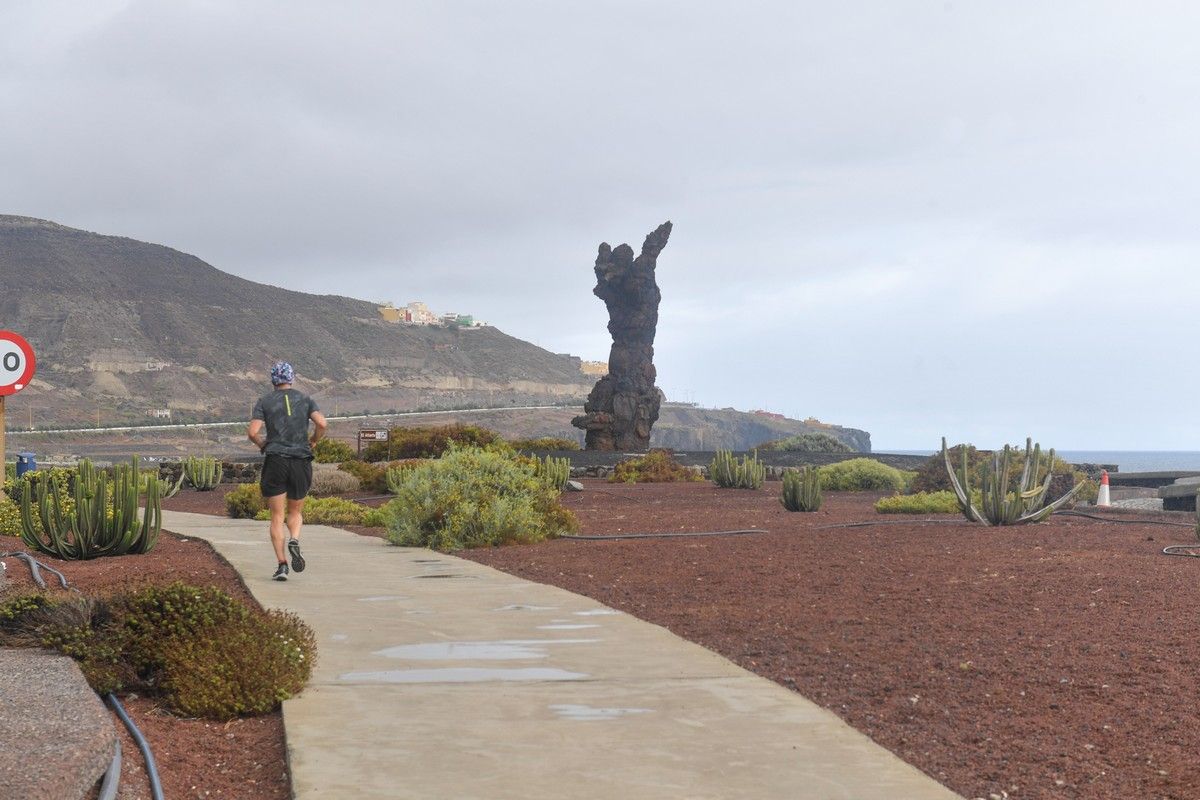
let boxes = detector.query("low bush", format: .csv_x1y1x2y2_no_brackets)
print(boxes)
226,483,266,519
610,450,702,483
875,490,969,514
508,436,581,451
254,496,370,526
361,424,503,462
313,438,356,464
0,583,316,720
310,468,360,496
818,459,914,492
0,495,20,537
757,433,853,453
159,608,314,718
339,459,388,493
382,445,577,550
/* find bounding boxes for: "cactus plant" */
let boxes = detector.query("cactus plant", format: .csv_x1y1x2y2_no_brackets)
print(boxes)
942,436,1085,526
534,455,571,491
158,471,185,499
183,456,222,491
709,450,766,489
781,466,822,512
19,457,161,559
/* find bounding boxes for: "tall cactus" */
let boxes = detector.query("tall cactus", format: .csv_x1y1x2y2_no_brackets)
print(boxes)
184,456,222,491
19,457,161,559
534,455,571,491
781,466,822,512
710,450,766,489
942,436,1085,526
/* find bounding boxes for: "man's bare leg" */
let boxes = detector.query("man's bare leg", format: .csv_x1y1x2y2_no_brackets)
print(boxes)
286,498,306,572
286,498,305,541
267,493,289,563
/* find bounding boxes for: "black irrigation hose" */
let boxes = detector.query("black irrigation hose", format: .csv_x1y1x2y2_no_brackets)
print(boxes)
560,528,769,541
1053,510,1192,527
106,693,165,800
97,740,121,800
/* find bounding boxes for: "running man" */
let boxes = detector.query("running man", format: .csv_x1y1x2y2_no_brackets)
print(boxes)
247,361,327,581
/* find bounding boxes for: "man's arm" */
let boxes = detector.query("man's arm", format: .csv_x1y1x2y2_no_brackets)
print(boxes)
309,410,328,446
248,419,267,451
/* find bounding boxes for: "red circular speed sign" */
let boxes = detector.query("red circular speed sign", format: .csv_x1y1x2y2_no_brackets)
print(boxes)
0,331,36,396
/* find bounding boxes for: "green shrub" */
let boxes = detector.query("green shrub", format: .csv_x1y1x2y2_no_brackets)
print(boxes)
226,483,266,519
118,583,251,669
610,450,702,483
254,496,369,525
313,438,356,464
508,436,581,451
340,459,422,493
818,458,913,492
339,459,388,493
757,433,853,453
361,424,503,462
875,490,968,514
382,445,577,551
0,495,20,537
0,583,316,720
159,608,314,719
362,506,388,527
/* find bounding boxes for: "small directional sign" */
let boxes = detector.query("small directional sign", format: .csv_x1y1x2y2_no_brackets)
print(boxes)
358,429,390,442
0,330,35,397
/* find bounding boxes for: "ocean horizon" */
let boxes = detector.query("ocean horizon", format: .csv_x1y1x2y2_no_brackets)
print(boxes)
881,450,1200,474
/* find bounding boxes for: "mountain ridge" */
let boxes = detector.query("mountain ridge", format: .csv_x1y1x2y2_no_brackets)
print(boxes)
0,215,592,425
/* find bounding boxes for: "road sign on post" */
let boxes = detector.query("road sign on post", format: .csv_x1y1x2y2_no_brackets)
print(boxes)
0,330,36,500
357,428,389,454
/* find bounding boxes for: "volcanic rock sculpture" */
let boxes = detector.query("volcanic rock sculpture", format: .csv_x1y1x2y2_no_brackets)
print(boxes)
572,221,672,450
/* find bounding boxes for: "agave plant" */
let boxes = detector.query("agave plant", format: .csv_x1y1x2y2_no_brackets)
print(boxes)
942,436,1084,526
19,457,161,559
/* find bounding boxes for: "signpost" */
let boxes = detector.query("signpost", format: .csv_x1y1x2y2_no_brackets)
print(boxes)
357,428,389,455
0,331,36,499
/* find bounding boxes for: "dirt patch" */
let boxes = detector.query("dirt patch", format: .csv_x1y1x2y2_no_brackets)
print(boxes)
1,527,290,799
462,480,1200,800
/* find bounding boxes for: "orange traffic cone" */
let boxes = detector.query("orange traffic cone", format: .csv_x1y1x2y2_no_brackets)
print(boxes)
1096,470,1110,507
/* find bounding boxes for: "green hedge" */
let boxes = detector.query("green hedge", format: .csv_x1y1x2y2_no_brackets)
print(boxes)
381,445,577,550
818,459,914,492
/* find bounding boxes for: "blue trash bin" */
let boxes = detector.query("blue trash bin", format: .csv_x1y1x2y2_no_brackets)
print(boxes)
15,452,36,478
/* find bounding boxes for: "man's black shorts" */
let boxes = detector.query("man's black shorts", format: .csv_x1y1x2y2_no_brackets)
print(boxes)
260,454,313,500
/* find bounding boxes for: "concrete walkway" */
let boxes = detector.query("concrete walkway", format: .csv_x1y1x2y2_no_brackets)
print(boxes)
162,510,963,800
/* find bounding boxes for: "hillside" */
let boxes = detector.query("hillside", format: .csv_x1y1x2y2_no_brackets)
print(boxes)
0,216,593,425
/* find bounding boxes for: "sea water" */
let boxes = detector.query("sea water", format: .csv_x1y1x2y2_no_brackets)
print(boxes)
885,450,1200,473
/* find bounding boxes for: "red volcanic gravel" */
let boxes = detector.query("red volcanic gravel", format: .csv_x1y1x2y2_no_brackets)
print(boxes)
462,480,1200,800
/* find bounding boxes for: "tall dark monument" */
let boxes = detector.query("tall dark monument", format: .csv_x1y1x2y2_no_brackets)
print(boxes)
572,221,672,451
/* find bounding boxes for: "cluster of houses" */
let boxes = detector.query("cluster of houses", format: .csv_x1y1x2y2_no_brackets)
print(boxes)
377,301,485,328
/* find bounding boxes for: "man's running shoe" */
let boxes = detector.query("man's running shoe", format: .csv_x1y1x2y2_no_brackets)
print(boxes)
288,538,306,572
273,562,289,581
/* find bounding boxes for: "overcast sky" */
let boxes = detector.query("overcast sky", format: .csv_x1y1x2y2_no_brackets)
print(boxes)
5,1,1200,449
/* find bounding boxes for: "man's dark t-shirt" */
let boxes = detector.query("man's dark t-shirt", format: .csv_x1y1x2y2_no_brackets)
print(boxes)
252,389,319,458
